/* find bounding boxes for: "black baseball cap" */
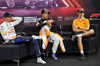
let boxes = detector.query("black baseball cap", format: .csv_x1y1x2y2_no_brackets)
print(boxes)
4,12,14,18
41,8,50,14
78,8,85,13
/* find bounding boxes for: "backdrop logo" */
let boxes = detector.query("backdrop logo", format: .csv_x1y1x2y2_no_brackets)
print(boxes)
24,17,37,25
57,16,63,21
64,16,77,21
89,13,100,20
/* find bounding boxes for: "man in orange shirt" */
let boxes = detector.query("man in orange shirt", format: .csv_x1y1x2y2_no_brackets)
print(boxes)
72,8,94,60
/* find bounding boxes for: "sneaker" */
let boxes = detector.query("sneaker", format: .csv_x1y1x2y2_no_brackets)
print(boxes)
51,54,57,60
71,35,77,41
32,35,42,39
37,57,46,64
80,54,85,60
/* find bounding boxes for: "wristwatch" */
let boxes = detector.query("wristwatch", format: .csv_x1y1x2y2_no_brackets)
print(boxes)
78,27,80,29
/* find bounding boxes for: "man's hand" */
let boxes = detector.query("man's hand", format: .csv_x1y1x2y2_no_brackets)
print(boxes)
73,25,82,32
46,20,52,28
73,25,78,29
16,35,22,37
49,19,53,23
73,25,87,32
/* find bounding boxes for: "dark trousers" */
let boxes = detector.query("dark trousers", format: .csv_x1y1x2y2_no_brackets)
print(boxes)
6,36,41,57
73,31,85,35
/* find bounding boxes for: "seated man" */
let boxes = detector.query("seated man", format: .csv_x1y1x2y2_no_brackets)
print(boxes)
36,9,66,60
72,8,94,60
0,12,46,64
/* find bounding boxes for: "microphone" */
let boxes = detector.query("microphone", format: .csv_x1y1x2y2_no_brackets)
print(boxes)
60,25,62,36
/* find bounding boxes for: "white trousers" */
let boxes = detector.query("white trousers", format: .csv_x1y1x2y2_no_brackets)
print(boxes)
40,25,66,53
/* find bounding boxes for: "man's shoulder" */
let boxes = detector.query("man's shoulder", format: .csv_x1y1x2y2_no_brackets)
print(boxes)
83,18,89,21
0,22,5,31
38,18,47,23
0,21,5,26
38,18,43,22
73,19,78,22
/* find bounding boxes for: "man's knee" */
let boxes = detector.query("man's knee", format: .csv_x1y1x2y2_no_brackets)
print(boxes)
89,29,94,34
31,39,38,44
53,36,60,42
78,37,82,40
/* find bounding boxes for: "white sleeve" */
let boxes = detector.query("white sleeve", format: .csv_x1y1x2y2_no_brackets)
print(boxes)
43,21,47,23
0,25,4,32
3,36,15,40
1,31,16,40
12,17,22,26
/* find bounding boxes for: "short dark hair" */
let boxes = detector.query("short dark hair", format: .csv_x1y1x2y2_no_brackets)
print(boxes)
4,12,14,18
41,8,50,14
78,8,85,13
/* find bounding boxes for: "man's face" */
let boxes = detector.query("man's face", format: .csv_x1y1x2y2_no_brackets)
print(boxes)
5,16,12,22
41,13,48,19
78,12,85,18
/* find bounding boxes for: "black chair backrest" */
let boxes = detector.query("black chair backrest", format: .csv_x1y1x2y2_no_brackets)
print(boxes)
0,33,4,44
90,24,99,42
51,25,60,34
23,26,40,36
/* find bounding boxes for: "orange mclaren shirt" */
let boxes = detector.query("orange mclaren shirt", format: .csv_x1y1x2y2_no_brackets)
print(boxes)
73,17,90,28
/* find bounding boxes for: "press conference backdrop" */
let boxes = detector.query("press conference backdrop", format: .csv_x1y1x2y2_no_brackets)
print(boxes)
0,0,100,26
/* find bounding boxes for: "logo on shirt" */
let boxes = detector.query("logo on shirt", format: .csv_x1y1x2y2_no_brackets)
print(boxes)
10,28,14,31
8,28,15,33
1,31,6,35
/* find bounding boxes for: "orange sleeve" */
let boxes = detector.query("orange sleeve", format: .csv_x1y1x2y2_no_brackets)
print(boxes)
0,18,5,24
73,20,77,27
85,19,90,27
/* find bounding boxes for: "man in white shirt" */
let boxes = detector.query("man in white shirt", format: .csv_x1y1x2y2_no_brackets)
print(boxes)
0,12,46,64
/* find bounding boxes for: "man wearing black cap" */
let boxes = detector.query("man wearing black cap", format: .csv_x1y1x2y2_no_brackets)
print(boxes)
72,8,94,60
0,12,46,64
36,8,66,60
36,8,52,28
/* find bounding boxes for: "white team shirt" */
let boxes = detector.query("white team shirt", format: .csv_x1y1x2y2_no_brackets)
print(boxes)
0,17,22,42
